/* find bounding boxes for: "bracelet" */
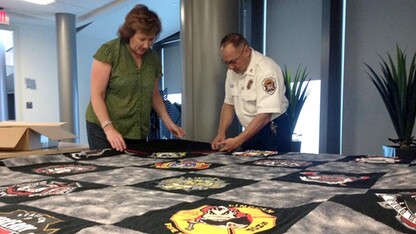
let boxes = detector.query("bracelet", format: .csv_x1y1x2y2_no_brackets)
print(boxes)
101,120,112,129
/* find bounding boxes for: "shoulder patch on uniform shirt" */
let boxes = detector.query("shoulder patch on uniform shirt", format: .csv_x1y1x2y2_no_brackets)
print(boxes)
262,77,276,95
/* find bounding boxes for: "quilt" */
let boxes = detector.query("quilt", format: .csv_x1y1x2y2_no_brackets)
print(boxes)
0,139,415,234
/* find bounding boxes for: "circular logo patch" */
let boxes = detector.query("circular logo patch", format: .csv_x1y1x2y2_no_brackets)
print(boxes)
262,77,276,95
156,176,227,191
150,152,186,158
154,160,211,170
170,205,277,233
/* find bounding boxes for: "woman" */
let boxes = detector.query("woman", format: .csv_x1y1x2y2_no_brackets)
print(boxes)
85,4,185,151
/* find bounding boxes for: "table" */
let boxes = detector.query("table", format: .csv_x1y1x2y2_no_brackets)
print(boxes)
0,139,415,233
0,142,89,159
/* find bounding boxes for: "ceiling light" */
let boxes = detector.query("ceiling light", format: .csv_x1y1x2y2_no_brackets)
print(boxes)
22,0,55,5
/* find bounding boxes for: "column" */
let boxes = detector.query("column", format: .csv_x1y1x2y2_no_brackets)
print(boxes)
55,13,79,142
181,0,241,142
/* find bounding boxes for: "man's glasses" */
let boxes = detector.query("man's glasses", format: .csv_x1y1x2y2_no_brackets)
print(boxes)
223,44,246,66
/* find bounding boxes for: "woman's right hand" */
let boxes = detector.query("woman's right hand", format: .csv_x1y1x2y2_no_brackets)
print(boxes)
104,125,126,151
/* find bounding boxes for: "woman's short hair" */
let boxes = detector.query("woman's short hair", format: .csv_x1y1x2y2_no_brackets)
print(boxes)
118,4,162,42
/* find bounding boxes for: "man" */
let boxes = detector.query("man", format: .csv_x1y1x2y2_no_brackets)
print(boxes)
211,33,291,153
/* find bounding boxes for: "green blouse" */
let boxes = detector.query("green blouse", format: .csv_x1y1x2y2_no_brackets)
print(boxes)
85,38,162,139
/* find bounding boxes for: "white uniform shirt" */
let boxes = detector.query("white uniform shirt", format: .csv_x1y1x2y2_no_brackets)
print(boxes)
224,49,288,127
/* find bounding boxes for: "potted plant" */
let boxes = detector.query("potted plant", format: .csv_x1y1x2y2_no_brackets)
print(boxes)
283,65,311,152
364,45,416,158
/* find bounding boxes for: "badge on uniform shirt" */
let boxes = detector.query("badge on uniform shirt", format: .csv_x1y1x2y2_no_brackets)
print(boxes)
262,77,276,95
247,79,254,90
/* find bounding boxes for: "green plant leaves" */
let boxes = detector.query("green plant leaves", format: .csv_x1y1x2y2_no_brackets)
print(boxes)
283,65,311,138
365,45,416,148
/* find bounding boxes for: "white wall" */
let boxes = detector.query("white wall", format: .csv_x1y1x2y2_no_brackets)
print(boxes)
6,22,59,123
162,43,182,94
266,0,323,153
343,0,416,155
266,0,322,81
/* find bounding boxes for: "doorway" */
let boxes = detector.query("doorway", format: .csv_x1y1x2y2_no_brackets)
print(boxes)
0,28,15,120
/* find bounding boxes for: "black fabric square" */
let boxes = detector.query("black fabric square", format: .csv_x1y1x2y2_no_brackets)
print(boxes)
0,204,97,233
0,178,108,204
338,155,412,164
329,190,416,233
7,162,119,177
273,170,385,188
124,149,211,159
63,148,122,160
127,139,214,153
115,198,320,234
131,173,257,197
240,158,326,169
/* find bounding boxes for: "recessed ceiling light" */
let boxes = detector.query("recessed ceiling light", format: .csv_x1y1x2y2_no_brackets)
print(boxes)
22,0,55,5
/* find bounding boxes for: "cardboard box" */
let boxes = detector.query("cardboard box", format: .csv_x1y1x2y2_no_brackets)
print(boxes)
0,122,76,151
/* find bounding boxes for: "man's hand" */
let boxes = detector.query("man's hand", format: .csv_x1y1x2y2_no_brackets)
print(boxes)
211,134,226,150
216,137,242,152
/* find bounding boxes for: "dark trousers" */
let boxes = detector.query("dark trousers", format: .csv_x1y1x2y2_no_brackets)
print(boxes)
86,121,145,150
241,113,292,152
